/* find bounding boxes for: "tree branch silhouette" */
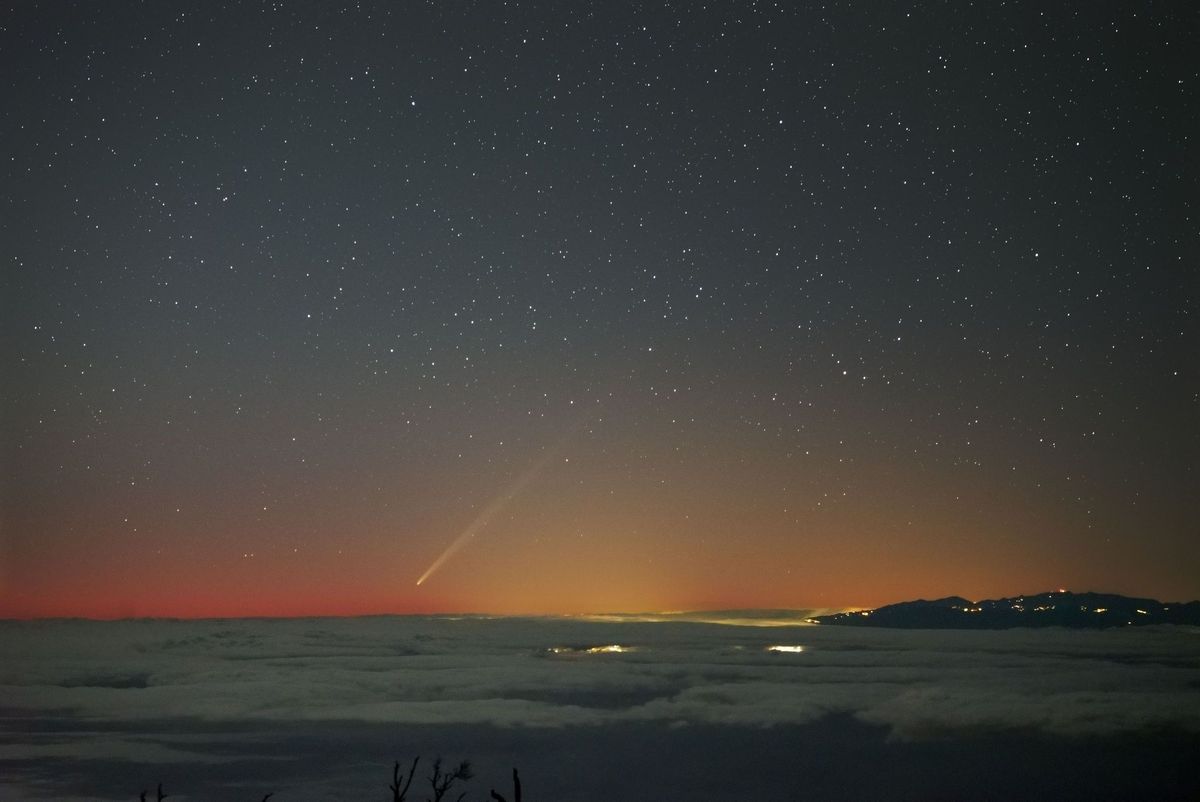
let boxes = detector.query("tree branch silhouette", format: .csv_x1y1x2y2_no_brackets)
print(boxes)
390,756,420,802
428,756,473,802
490,767,522,802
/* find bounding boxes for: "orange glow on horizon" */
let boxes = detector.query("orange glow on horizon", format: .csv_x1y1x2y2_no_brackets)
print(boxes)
4,447,1197,620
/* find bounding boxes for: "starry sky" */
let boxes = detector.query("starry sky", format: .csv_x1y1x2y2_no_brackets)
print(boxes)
2,1,1196,618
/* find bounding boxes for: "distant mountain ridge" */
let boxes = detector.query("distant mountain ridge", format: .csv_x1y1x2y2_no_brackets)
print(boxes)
810,591,1200,629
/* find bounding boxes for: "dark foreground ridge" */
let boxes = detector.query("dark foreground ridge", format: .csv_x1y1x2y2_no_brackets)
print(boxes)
811,591,1200,629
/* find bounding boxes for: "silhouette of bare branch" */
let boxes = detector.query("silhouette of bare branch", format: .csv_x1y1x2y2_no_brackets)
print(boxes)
128,757,518,800
490,767,522,802
390,756,421,802
428,756,473,802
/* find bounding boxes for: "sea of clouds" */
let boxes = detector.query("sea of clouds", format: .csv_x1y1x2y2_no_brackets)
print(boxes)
2,615,1199,800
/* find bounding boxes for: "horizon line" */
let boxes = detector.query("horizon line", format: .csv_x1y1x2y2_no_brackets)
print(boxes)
0,606,852,624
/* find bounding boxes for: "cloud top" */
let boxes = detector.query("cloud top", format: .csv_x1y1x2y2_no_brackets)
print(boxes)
2,616,1198,740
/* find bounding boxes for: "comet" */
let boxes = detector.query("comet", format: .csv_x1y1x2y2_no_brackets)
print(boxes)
415,439,568,587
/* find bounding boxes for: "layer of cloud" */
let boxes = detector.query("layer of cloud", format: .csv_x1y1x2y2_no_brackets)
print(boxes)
2,616,1198,741
2,618,1199,799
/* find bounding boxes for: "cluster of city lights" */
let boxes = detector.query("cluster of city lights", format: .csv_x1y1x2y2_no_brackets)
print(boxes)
546,644,634,655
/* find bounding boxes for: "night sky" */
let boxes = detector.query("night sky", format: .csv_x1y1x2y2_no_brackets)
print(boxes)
2,1,1196,619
